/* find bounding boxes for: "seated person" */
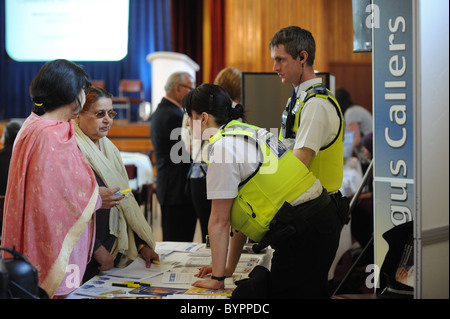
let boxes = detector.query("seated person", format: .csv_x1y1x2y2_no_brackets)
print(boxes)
74,86,158,281
351,132,374,264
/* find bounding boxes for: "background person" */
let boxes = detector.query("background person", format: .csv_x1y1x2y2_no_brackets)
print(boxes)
74,86,158,281
0,121,22,196
151,72,197,241
335,87,373,138
335,87,373,173
214,66,243,105
350,132,374,264
0,121,21,236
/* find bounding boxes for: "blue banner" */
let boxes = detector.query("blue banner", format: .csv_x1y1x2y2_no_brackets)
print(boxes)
372,0,415,280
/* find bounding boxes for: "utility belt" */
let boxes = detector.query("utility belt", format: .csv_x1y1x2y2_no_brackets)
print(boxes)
252,189,349,253
329,191,350,225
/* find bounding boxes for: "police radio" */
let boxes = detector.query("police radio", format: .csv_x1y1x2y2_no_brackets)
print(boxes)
280,90,307,139
0,246,49,299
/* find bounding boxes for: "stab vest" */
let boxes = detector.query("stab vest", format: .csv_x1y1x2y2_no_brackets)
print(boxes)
280,83,344,193
209,120,317,242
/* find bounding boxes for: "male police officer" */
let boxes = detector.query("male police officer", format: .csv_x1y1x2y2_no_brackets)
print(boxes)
270,26,344,193
267,26,348,297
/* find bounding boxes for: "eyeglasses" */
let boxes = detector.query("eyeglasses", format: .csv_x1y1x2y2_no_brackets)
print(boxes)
83,109,118,119
179,84,194,91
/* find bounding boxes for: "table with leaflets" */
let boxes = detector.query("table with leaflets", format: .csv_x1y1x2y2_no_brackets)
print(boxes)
67,241,272,299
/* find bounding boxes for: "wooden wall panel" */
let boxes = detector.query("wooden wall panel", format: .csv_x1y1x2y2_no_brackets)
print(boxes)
224,0,373,111
108,123,153,154
330,62,373,112
225,0,331,72
225,0,371,70
326,0,373,64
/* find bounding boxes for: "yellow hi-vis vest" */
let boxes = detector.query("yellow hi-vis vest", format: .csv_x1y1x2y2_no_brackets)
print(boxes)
280,83,344,193
209,120,317,242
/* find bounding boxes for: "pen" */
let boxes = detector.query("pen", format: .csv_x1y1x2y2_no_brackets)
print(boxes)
114,188,132,196
111,283,139,288
123,281,152,287
151,259,161,264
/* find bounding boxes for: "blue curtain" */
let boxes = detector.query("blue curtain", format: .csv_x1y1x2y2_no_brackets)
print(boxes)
0,0,171,121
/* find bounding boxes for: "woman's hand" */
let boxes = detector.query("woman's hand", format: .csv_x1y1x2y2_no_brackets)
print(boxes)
192,277,224,290
195,266,212,278
195,265,234,278
139,246,159,268
193,266,224,290
98,186,124,209
93,245,115,271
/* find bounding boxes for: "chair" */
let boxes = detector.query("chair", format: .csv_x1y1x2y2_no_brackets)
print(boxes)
112,80,145,120
91,80,106,89
125,163,140,200
140,182,156,226
125,164,139,186
332,222,414,299
124,164,155,225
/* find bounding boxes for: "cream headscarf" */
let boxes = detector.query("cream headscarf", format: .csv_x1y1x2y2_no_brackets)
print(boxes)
74,121,155,267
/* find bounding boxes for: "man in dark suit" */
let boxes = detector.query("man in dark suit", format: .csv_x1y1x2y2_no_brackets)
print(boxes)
150,72,197,241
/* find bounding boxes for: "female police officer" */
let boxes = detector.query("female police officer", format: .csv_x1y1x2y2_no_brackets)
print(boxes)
185,84,344,299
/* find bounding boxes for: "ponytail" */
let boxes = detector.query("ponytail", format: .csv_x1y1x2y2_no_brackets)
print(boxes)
229,102,245,122
183,83,245,126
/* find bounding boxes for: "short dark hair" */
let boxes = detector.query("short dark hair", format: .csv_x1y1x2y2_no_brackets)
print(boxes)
334,88,353,114
269,26,316,66
3,121,21,146
30,59,91,115
182,83,244,126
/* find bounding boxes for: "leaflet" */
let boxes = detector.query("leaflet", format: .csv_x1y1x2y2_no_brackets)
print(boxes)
155,241,203,253
111,257,173,280
161,271,244,286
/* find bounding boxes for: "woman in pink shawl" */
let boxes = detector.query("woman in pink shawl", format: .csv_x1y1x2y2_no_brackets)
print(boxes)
1,59,101,298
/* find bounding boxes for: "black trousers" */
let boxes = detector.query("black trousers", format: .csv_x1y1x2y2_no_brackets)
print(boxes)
161,203,197,242
189,178,211,243
269,198,342,299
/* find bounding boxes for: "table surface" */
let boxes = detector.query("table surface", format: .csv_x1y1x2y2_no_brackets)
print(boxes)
67,242,272,299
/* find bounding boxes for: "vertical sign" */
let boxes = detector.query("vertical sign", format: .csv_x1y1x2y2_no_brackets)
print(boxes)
372,0,415,288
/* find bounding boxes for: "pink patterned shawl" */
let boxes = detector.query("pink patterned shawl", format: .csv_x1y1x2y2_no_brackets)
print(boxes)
1,113,98,297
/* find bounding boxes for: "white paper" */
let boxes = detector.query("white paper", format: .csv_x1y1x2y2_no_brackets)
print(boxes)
155,242,203,253
162,271,243,286
111,257,173,281
185,257,212,267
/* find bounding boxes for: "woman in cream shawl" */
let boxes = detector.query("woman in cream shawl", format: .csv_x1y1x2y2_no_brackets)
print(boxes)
74,86,158,280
